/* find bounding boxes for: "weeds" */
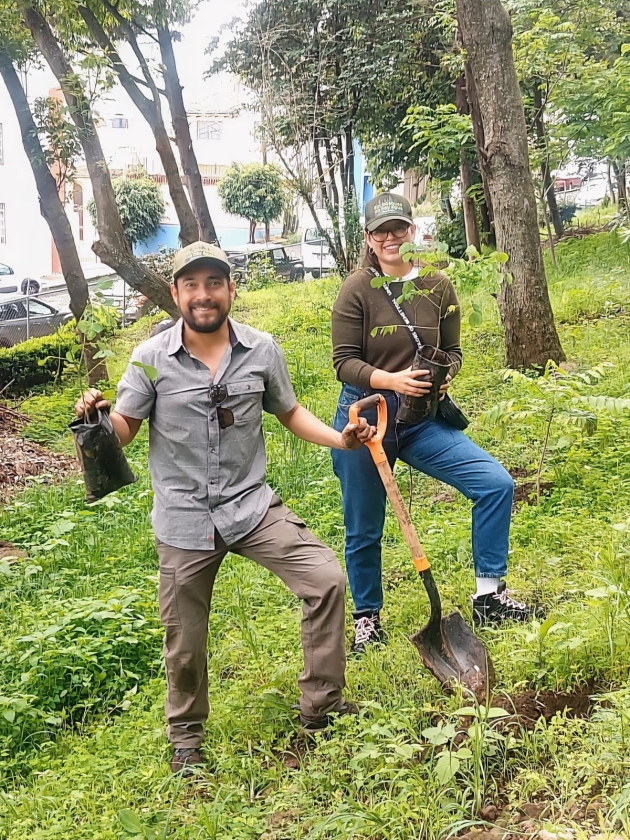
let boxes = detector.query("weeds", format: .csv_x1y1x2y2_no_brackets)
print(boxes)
0,234,630,837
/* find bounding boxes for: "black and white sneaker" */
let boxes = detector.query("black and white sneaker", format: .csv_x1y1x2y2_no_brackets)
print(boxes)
472,582,533,627
351,611,386,654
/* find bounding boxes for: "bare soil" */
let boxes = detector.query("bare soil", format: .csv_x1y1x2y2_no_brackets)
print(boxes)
0,404,76,498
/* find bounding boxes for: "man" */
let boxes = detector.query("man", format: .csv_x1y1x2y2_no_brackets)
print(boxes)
75,242,374,775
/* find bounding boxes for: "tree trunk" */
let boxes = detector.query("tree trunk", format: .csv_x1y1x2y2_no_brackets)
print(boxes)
249,219,256,243
463,60,496,247
456,0,565,369
78,5,198,247
0,51,107,384
455,74,481,250
157,24,219,245
606,160,616,205
613,159,628,213
532,84,563,240
23,6,177,318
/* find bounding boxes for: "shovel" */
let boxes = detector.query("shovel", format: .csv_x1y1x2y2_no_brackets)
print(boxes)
349,394,495,699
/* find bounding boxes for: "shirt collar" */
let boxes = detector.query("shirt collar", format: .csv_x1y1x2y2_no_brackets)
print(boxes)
166,316,253,356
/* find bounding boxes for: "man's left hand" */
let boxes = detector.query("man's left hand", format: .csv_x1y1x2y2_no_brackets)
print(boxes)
340,417,376,450
439,374,453,401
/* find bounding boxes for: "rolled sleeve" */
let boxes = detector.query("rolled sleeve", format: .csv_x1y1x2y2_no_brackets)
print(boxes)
115,349,157,420
262,340,297,416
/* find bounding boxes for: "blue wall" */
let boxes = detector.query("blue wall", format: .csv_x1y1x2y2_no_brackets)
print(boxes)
134,223,283,254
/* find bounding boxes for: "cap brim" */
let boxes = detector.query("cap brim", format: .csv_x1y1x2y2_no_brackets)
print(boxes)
365,214,413,233
173,256,231,281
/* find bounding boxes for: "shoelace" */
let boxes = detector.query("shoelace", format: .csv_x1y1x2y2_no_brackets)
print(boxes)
494,588,527,612
354,615,378,645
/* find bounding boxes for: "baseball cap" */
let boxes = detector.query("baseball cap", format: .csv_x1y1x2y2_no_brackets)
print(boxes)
172,241,231,281
364,193,413,232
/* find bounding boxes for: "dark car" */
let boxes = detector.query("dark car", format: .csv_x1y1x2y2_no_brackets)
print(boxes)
225,244,305,285
0,295,73,347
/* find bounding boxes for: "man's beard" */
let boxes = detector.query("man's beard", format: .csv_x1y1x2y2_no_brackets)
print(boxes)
181,305,229,334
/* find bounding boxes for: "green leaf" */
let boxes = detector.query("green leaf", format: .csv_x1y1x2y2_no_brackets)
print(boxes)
118,809,145,835
454,707,477,717
468,308,483,327
486,707,511,719
435,751,460,784
3,710,16,723
496,252,509,263
394,743,415,760
131,361,158,381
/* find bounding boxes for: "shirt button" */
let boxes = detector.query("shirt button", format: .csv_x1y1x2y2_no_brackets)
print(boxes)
211,448,215,453
210,415,216,421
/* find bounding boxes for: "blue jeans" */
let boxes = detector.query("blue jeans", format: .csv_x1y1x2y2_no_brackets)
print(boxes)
331,384,514,614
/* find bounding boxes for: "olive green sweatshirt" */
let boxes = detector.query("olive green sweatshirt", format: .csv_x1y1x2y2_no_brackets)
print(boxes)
331,268,463,389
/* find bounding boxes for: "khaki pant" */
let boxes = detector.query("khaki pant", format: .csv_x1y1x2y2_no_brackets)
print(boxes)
156,496,347,747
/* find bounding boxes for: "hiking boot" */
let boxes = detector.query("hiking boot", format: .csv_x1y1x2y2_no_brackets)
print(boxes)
472,582,534,627
351,611,386,655
300,701,359,733
170,747,203,776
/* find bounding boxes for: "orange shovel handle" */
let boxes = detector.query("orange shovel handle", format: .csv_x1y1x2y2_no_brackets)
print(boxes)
349,393,430,574
348,394,388,465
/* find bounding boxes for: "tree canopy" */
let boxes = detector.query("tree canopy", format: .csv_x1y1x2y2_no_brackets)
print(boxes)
218,164,285,243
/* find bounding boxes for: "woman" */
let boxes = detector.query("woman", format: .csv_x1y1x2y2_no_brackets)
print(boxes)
331,193,532,654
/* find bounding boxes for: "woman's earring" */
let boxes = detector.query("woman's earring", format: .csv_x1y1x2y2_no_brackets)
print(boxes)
368,246,375,255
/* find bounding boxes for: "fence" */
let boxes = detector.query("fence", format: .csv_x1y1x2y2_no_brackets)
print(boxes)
0,276,134,349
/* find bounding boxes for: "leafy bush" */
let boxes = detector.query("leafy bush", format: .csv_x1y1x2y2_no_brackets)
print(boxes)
0,323,76,396
434,206,467,257
242,252,278,290
137,246,177,281
88,177,165,247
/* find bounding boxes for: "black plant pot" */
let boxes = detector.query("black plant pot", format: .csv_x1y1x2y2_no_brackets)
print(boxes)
396,345,452,425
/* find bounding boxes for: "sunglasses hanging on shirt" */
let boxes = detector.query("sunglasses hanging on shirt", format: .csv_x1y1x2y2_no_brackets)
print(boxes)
209,384,234,429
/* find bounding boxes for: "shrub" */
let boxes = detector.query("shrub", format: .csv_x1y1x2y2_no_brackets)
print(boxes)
0,323,76,396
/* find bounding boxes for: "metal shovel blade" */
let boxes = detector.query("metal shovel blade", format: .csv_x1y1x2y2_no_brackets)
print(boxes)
410,612,496,700
409,570,495,700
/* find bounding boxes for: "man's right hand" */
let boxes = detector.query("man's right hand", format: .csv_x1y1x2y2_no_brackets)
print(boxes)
385,367,432,397
75,388,111,419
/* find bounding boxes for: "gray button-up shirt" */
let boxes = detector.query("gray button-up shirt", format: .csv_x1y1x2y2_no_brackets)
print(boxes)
114,318,297,550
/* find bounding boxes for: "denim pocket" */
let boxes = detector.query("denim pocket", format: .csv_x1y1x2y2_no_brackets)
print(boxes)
337,385,365,409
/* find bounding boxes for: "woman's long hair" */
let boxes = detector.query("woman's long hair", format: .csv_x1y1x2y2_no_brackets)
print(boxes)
361,240,382,272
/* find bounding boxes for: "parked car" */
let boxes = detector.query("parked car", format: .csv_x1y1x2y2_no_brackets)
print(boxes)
225,244,305,285
0,294,73,347
0,262,46,295
301,227,336,277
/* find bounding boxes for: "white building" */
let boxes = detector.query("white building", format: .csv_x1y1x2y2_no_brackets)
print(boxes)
0,76,56,281
0,66,268,281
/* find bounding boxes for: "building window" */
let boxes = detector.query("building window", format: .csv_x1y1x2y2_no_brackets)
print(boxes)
196,120,222,141
0,123,3,165
0,204,6,244
111,115,128,129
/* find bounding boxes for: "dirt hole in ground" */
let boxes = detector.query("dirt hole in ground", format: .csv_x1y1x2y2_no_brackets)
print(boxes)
509,467,554,506
492,685,594,731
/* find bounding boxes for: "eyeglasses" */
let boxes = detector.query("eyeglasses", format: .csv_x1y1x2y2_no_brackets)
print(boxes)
210,384,234,429
369,223,410,243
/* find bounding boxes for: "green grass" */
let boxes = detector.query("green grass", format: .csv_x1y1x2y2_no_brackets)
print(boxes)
1,235,630,838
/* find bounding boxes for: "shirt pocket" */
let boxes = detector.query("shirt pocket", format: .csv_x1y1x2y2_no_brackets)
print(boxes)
224,377,266,425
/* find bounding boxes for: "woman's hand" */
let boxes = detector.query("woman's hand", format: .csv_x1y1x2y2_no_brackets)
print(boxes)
384,367,432,397
439,374,452,401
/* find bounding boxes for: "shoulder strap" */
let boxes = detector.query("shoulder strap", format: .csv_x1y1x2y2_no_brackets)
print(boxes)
367,267,423,352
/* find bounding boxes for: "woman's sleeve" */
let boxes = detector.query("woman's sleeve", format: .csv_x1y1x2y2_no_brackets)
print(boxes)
440,280,463,378
331,277,376,388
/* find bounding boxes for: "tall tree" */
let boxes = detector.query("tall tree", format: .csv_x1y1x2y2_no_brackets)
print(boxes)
68,1,198,245
0,19,107,382
22,3,177,317
156,22,217,244
455,0,565,369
